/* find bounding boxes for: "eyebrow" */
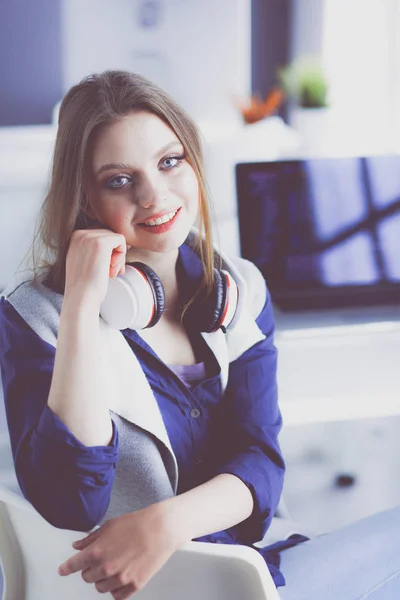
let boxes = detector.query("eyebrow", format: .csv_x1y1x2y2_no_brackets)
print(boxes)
95,141,183,176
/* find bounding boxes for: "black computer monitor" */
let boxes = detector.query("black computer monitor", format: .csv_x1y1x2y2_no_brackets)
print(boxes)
236,156,400,311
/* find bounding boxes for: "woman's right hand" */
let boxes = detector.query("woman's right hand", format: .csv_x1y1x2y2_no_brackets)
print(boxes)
64,228,130,310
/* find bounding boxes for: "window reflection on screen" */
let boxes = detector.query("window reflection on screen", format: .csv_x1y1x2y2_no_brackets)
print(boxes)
366,155,400,209
237,156,400,303
304,158,368,240
320,233,379,285
378,213,400,281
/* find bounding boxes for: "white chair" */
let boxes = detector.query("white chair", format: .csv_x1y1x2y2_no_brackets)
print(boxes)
0,485,281,600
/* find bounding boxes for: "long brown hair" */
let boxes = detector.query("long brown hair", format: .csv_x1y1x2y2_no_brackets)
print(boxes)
31,70,216,302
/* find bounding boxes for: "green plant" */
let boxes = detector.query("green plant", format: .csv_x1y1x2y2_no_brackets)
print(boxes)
278,56,329,108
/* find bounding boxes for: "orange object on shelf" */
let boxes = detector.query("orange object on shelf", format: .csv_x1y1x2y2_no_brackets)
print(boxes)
233,88,285,124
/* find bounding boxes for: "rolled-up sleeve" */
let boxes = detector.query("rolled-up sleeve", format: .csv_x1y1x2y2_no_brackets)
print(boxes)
214,285,285,544
0,297,118,531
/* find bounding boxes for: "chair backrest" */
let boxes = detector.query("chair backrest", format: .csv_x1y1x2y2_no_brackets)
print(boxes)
0,485,280,600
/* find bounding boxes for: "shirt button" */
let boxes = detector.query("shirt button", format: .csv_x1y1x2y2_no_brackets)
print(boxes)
190,408,201,419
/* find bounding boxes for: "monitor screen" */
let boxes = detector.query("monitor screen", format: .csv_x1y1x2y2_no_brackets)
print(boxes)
236,156,400,311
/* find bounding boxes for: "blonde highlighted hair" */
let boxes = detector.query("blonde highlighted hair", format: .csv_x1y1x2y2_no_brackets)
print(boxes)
31,70,216,304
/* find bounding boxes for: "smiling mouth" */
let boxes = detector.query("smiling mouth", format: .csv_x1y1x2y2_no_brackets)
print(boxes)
138,208,180,227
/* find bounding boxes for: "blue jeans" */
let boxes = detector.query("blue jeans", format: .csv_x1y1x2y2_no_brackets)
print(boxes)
279,504,400,599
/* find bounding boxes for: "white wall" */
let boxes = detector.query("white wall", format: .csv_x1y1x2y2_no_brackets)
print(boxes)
322,0,398,150
0,126,56,290
290,0,324,58
61,0,251,125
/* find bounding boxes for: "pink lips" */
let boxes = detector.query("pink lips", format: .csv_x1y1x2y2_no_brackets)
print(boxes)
137,207,181,234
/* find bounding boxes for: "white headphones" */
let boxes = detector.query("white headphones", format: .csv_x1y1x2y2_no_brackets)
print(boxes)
100,261,241,332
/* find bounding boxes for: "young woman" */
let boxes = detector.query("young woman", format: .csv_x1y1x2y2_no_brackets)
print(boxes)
1,71,400,600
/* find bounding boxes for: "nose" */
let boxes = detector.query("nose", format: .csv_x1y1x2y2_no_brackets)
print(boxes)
135,172,167,209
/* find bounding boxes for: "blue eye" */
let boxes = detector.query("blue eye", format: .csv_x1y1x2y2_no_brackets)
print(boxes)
163,157,178,168
160,154,186,170
106,175,131,189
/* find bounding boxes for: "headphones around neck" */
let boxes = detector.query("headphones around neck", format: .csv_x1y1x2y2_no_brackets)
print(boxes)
100,262,240,333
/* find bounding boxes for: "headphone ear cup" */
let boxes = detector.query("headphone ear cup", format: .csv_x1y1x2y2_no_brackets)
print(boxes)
129,262,165,328
205,269,227,333
100,262,165,330
185,268,228,333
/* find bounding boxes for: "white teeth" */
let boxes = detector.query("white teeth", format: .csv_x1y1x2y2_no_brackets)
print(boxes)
142,210,177,227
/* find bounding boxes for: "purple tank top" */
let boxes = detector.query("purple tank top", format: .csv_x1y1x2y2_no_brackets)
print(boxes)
168,362,207,389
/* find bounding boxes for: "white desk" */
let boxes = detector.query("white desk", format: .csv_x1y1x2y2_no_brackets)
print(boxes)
275,310,400,426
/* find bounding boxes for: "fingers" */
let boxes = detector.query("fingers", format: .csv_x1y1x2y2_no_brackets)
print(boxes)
110,248,126,278
81,565,111,584
83,567,140,598
94,573,130,592
111,241,128,255
112,583,137,600
68,229,131,283
59,526,105,575
81,567,97,583
72,527,101,551
80,560,125,586
72,229,128,255
58,548,93,576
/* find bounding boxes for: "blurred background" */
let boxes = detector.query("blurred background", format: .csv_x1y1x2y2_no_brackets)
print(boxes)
1,0,400,545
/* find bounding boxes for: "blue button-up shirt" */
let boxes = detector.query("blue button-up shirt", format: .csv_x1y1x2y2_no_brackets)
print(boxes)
0,243,308,587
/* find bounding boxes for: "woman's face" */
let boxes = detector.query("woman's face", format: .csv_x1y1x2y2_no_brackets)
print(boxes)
88,111,199,257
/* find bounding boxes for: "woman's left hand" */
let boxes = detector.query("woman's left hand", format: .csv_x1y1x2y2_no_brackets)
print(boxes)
58,500,186,599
